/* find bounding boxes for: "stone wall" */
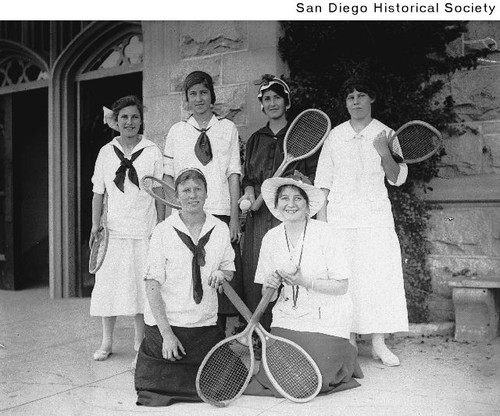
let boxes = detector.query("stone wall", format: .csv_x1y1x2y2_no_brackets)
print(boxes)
421,22,500,322
140,21,500,324
141,21,286,150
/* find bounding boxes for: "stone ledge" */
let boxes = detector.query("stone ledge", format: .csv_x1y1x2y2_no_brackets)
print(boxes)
418,174,500,203
448,277,500,288
357,322,455,340
396,322,455,338
449,283,500,342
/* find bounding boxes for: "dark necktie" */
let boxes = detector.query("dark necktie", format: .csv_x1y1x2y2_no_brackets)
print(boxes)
173,226,216,304
193,126,213,166
113,145,144,192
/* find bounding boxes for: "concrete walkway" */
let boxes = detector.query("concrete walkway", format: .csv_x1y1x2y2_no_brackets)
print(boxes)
1,288,499,416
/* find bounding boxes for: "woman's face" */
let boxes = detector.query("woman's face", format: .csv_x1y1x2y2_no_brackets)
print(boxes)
346,89,374,121
276,186,309,223
177,178,207,214
187,83,212,118
261,90,286,120
117,105,141,138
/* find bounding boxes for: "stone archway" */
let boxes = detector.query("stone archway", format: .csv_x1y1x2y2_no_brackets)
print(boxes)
50,21,142,298
0,40,50,291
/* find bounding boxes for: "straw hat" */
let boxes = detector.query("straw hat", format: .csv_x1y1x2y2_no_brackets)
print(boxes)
261,171,325,221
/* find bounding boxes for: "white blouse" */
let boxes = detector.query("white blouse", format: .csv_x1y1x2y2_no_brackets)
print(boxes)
315,119,408,229
163,115,242,216
91,136,163,238
143,212,235,328
254,219,353,339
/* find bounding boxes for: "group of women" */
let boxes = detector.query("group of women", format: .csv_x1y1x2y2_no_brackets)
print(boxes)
89,70,409,407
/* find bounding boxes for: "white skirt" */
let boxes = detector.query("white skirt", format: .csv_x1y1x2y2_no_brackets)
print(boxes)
338,227,409,334
90,237,149,317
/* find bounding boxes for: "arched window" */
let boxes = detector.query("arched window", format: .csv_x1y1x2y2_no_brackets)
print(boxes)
0,55,49,87
50,22,143,298
84,34,143,71
0,41,49,93
76,32,143,82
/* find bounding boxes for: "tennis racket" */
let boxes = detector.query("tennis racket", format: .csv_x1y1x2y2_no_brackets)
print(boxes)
196,285,277,407
389,120,442,164
140,175,181,210
221,281,322,403
89,193,109,274
247,109,331,212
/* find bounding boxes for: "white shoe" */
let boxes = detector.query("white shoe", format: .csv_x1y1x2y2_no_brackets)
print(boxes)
372,346,400,367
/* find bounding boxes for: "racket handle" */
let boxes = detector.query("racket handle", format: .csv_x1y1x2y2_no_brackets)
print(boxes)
250,161,290,212
250,194,265,211
388,133,404,163
392,153,404,163
222,281,253,322
250,287,277,326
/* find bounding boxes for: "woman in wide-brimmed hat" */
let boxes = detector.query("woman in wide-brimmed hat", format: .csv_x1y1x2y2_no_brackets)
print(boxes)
245,172,363,398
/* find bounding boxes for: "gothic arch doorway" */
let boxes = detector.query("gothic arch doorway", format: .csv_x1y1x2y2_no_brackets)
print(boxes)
79,73,142,296
0,41,50,291
51,22,143,298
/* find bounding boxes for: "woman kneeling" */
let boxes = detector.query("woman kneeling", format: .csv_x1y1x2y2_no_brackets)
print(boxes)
135,168,235,406
245,173,363,397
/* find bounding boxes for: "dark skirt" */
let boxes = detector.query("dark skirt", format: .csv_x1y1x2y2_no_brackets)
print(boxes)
135,324,224,407
214,214,244,316
241,205,281,330
244,327,363,398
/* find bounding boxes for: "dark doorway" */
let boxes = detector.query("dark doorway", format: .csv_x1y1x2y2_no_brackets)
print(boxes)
0,88,49,290
78,72,142,297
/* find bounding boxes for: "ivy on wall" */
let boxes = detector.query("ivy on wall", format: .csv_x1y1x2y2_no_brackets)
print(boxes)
278,21,483,322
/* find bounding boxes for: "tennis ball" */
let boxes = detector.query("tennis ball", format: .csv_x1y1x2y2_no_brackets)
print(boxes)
239,199,252,212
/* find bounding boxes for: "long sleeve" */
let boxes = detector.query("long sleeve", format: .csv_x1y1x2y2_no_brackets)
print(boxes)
241,132,259,189
163,128,175,177
314,132,335,190
226,122,242,177
386,134,408,186
91,148,106,194
253,232,274,285
144,225,167,284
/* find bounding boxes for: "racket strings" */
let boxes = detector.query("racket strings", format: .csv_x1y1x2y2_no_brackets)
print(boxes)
143,177,167,201
286,113,330,158
197,339,253,403
89,228,107,273
141,176,180,208
266,340,321,399
396,125,439,161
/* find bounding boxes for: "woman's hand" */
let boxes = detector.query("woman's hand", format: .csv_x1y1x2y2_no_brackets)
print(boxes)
238,187,256,206
276,266,308,288
264,271,282,290
161,330,186,361
239,187,256,213
229,216,241,243
208,270,227,293
374,130,402,183
372,130,392,158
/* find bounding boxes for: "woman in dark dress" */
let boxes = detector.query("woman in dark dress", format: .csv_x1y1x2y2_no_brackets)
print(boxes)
239,74,318,329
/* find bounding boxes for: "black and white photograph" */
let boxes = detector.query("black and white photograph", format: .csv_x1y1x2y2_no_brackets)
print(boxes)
1,2,499,415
